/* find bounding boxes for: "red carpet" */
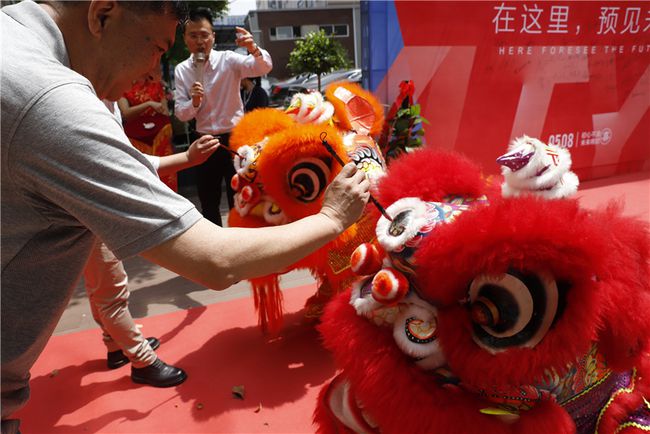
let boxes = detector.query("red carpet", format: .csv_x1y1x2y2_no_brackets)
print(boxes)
14,172,650,433
16,284,333,434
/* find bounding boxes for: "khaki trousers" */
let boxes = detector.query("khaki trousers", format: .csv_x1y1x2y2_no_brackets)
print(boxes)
83,240,156,368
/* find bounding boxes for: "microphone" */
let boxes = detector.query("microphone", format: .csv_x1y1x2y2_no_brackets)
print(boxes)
193,51,206,84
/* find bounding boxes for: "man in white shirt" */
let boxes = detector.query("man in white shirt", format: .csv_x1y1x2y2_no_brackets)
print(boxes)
174,7,272,226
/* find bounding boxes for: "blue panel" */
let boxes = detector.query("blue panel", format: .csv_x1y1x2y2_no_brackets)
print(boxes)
360,1,403,93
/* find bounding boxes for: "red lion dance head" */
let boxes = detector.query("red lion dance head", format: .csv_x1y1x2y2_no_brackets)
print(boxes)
315,139,650,434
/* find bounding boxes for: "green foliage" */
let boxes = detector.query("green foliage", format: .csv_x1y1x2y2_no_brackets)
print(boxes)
383,103,429,163
161,1,228,80
287,30,352,91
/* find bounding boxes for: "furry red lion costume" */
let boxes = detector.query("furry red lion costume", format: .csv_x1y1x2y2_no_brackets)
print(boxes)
228,83,386,332
315,140,650,434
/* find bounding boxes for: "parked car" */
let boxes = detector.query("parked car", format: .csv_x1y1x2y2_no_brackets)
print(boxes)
294,69,362,93
270,69,362,107
269,73,315,107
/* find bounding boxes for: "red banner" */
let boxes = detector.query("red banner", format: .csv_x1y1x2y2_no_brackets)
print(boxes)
378,1,649,179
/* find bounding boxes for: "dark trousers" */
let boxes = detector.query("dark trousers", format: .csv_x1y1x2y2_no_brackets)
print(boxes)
194,132,236,226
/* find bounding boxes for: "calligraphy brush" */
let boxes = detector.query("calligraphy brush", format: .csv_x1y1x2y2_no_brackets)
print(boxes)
319,132,392,221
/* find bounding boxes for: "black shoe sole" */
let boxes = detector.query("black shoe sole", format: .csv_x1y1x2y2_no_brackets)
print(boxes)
131,371,188,388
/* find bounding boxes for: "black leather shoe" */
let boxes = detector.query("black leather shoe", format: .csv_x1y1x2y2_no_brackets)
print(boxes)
131,358,187,387
106,337,160,369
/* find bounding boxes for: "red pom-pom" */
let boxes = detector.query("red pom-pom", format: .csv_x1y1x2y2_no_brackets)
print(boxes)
371,267,409,304
241,185,255,202
231,174,241,191
351,243,384,276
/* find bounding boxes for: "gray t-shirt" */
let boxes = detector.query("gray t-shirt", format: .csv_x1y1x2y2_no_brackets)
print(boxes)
1,1,202,418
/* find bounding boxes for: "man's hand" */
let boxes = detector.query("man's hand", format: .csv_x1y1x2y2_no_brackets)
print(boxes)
191,81,204,107
235,26,259,55
319,163,370,234
186,135,220,166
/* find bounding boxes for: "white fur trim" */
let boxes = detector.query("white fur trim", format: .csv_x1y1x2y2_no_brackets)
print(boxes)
376,198,430,252
315,102,335,124
288,92,334,125
234,145,254,174
262,200,288,225
502,145,572,190
350,278,382,316
392,295,447,371
327,378,378,434
502,170,580,199
501,136,579,199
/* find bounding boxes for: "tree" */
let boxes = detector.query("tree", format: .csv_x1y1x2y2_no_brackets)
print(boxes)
287,30,352,92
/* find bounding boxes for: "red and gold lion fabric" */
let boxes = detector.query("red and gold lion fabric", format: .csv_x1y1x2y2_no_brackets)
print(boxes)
227,82,386,333
314,141,650,434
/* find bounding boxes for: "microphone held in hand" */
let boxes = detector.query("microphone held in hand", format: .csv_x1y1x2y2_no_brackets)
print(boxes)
193,51,206,84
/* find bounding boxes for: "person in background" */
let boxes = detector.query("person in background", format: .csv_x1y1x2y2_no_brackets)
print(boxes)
118,67,177,190
1,2,368,432
85,100,219,388
240,76,269,112
174,7,272,226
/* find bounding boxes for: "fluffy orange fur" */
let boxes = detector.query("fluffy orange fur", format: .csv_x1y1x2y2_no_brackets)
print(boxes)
229,108,295,150
227,83,386,333
256,124,346,219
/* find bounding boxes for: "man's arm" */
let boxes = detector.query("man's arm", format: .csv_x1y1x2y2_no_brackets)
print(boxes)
142,163,370,290
156,135,219,177
117,97,165,122
234,26,273,77
173,64,199,122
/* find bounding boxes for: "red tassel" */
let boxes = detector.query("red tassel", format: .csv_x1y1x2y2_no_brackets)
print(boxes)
250,276,284,334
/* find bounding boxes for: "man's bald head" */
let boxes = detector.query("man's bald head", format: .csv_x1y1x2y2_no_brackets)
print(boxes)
54,1,189,22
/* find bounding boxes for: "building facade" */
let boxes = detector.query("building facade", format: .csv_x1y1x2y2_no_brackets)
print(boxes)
246,0,361,79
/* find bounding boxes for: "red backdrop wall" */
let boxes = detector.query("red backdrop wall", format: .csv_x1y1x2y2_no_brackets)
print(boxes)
373,1,649,180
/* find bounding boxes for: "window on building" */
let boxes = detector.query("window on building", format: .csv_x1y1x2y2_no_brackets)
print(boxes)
333,24,348,36
269,25,301,40
318,24,349,37
301,24,320,36
270,24,349,41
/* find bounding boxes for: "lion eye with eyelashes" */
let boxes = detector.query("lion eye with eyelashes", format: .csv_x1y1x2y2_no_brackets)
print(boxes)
288,158,331,203
466,270,567,353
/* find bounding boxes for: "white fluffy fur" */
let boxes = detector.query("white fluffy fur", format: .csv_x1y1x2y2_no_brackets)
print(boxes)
351,277,383,315
376,198,431,252
501,136,579,199
502,171,579,199
287,92,334,125
391,294,447,370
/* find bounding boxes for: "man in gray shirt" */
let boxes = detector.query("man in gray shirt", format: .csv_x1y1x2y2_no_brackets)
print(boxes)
0,2,370,432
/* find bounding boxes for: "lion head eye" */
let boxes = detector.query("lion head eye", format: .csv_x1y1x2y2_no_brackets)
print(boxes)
467,271,565,353
288,158,331,203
